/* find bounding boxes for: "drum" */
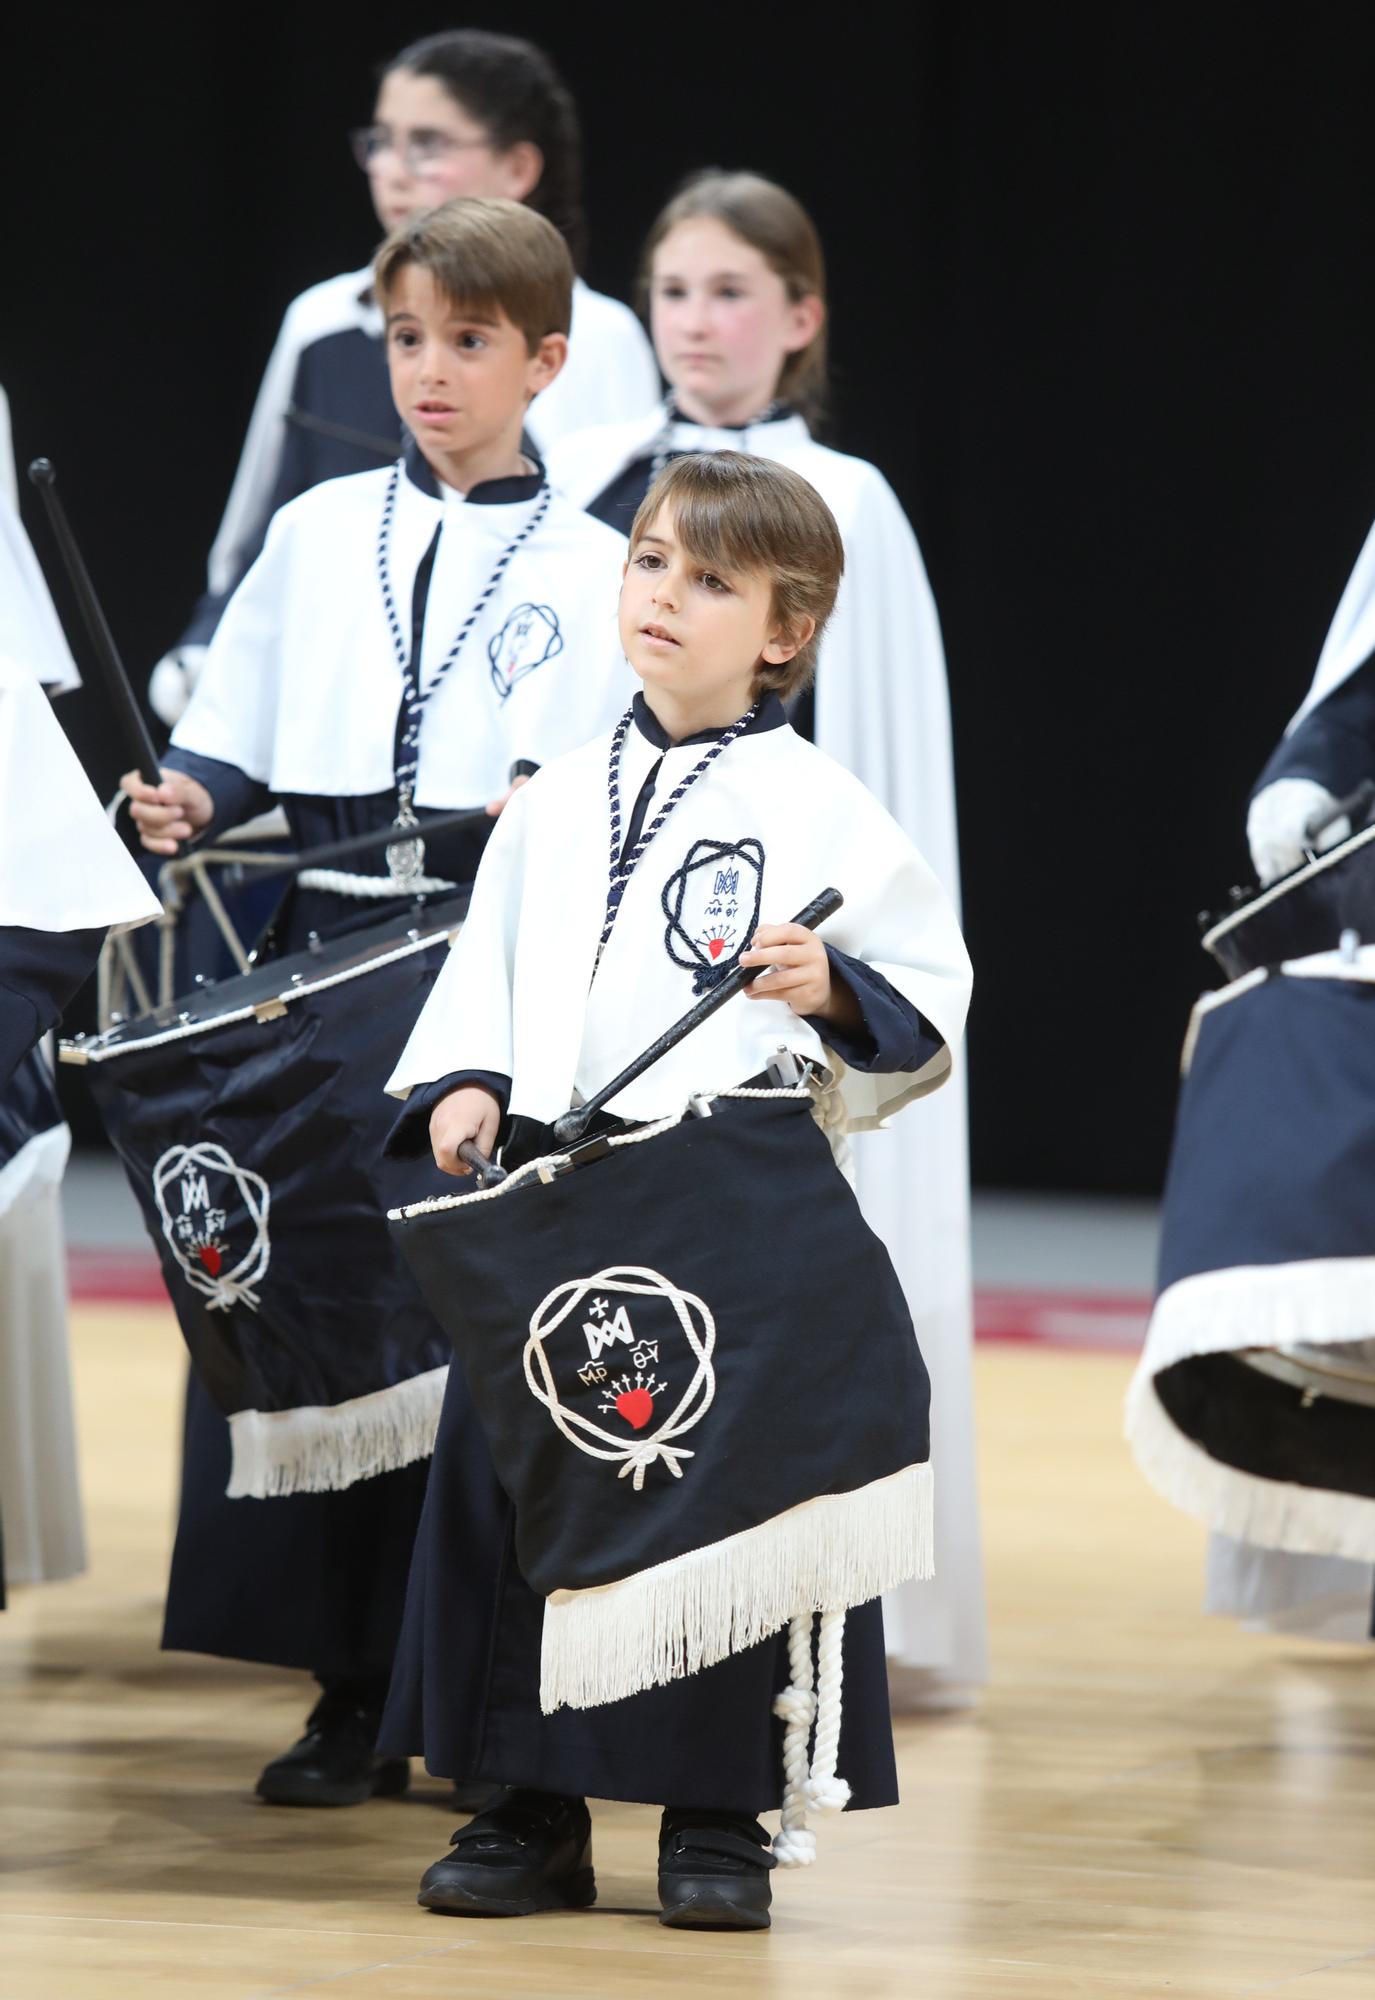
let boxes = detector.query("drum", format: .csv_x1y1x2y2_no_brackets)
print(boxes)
1202,821,1375,979
62,896,467,1500
1128,951,1375,1559
390,1083,933,1716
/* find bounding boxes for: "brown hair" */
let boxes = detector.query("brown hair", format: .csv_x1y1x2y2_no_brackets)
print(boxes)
630,452,844,698
372,195,572,351
641,170,828,426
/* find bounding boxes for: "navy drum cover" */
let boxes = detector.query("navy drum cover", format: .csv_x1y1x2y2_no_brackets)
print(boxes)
64,900,467,1497
1128,964,1375,1560
391,1088,934,1711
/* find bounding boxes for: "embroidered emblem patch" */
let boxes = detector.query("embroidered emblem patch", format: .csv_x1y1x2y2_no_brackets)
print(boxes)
662,837,765,993
524,1266,716,1490
487,602,564,700
152,1142,271,1312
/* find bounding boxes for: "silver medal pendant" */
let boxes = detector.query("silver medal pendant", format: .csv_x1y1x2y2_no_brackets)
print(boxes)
386,793,425,891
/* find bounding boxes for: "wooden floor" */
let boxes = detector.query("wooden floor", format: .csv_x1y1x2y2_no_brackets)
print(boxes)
2,1307,1373,2000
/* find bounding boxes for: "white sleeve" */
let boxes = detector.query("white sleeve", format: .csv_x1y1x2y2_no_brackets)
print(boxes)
206,298,312,598
386,784,530,1096
0,664,161,931
822,784,973,1131
815,471,960,909
171,509,296,784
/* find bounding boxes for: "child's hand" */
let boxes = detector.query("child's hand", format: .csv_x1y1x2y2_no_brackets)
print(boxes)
486,772,532,817
120,767,215,855
740,922,835,1017
430,1084,503,1177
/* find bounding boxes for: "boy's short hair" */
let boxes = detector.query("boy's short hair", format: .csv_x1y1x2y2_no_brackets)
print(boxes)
373,196,573,352
630,453,845,699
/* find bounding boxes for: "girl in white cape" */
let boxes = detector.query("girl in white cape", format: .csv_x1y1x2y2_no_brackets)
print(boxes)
545,171,983,1705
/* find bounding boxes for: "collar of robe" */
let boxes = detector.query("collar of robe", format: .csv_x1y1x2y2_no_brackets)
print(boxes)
630,688,787,749
402,434,547,506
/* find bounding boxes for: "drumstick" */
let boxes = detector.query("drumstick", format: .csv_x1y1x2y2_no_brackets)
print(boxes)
1305,778,1375,845
229,807,493,883
26,458,163,788
552,887,843,1147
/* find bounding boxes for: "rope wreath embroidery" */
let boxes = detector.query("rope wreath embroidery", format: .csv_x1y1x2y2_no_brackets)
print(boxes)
524,1265,716,1491
153,1142,271,1312
662,836,766,993
486,602,564,700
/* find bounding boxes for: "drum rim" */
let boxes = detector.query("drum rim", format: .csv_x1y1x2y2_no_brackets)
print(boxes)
60,901,466,1067
388,1082,814,1223
1239,1343,1375,1411
1202,819,1375,958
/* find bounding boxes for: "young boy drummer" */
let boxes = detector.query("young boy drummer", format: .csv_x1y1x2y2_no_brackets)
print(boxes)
382,452,971,1928
119,198,632,1806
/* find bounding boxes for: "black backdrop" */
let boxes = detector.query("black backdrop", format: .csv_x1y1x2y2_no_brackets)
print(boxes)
7,5,1375,1192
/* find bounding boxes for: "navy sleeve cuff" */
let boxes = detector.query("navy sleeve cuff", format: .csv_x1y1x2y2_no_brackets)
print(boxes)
0,923,107,1088
161,746,274,840
804,944,946,1075
384,1069,512,1158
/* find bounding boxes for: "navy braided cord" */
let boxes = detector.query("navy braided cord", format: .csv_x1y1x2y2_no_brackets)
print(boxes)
377,460,551,815
594,698,761,974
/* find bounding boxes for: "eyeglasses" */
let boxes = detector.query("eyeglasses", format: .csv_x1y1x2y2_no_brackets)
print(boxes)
349,125,492,178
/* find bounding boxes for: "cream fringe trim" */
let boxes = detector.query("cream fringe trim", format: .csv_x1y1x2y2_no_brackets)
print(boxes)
1126,1369,1375,1562
1126,1258,1375,1561
226,1364,447,1498
539,1461,933,1713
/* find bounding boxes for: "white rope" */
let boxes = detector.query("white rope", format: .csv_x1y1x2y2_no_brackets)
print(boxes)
771,1608,851,1869
388,1084,813,1220
296,866,458,898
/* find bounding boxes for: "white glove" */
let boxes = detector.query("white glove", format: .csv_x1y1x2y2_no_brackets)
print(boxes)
1247,777,1349,885
148,645,207,727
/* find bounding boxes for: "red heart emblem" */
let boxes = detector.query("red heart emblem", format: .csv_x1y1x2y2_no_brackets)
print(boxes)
614,1388,654,1431
707,938,726,960
198,1245,222,1276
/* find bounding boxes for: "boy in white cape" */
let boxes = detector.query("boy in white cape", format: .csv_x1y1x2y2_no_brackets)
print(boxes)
380,452,971,1929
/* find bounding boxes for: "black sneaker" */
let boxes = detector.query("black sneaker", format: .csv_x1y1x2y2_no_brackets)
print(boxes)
657,1807,776,1930
418,1789,595,1917
254,1688,409,1808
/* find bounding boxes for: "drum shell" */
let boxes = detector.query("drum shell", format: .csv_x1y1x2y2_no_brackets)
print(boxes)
76,910,461,1422
392,1092,929,1601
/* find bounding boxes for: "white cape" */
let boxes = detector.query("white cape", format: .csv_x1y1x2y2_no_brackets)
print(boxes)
1286,510,1375,731
175,465,633,806
546,409,985,1698
388,720,971,1129
0,395,88,1589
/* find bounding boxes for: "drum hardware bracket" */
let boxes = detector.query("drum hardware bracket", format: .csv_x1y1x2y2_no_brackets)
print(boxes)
537,1132,616,1183
252,997,289,1023
767,1050,808,1088
1340,927,1360,964
688,1093,714,1119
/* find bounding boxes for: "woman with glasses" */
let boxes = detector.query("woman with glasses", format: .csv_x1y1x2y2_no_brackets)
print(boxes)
151,28,658,723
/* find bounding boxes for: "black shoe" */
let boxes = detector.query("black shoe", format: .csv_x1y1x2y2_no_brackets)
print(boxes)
254,1689,410,1808
657,1807,776,1930
417,1789,595,1917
